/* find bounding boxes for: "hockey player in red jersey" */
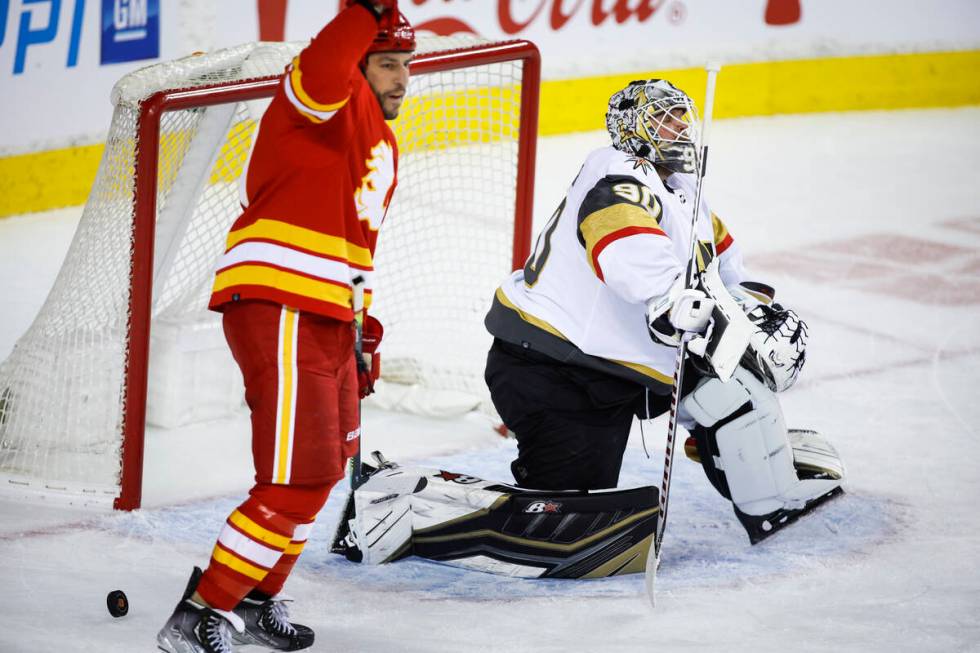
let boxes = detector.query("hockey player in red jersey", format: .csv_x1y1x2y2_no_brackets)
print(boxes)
157,3,414,652
485,79,844,547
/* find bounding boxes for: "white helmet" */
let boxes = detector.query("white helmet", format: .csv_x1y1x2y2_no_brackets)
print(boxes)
606,79,699,173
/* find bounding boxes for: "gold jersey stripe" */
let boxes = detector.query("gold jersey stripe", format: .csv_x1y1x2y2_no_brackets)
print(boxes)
226,218,373,268
228,510,292,550
495,287,567,340
284,541,306,556
211,544,268,581
580,203,663,258
289,57,350,113
275,307,298,484
495,288,673,386
213,264,371,310
608,357,673,386
711,212,730,246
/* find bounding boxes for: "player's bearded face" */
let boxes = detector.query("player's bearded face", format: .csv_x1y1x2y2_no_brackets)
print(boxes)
365,52,412,120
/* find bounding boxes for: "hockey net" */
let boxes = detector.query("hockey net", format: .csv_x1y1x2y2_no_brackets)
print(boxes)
0,36,538,509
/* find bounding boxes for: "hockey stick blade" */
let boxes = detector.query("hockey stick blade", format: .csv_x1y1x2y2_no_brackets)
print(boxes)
644,543,660,608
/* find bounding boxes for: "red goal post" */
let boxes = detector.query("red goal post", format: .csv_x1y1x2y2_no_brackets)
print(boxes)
0,36,540,511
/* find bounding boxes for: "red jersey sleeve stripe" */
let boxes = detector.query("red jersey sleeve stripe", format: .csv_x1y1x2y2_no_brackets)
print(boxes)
590,225,667,281
716,232,734,255
711,212,735,255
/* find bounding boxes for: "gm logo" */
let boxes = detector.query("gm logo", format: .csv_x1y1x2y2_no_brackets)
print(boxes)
101,0,158,64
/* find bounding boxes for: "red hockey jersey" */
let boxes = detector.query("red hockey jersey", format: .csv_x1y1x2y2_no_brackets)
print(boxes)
210,5,397,321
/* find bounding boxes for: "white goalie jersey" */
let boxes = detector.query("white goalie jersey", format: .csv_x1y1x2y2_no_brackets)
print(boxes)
486,145,748,392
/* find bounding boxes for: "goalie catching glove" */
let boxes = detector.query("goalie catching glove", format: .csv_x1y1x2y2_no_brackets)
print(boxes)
647,260,808,391
741,303,807,392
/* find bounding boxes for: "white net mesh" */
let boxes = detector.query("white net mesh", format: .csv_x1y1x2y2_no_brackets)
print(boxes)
0,35,531,501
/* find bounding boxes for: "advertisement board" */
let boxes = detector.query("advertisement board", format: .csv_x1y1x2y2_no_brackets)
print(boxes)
0,0,977,216
2,0,978,153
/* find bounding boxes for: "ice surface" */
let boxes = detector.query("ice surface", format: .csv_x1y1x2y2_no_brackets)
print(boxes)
1,108,979,652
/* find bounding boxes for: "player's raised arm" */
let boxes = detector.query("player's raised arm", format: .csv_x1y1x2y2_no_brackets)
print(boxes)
282,2,392,124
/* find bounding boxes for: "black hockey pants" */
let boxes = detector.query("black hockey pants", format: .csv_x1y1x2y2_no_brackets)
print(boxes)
485,339,655,491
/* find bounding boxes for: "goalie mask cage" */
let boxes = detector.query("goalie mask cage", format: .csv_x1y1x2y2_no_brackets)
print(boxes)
0,36,539,510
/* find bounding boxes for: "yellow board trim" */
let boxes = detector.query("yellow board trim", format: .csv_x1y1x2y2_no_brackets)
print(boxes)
211,544,268,581
227,510,291,550
537,49,980,136
0,144,104,218
226,218,373,269
3,50,979,219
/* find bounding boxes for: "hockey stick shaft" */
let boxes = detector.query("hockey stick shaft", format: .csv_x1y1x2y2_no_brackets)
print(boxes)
645,63,721,607
351,275,367,490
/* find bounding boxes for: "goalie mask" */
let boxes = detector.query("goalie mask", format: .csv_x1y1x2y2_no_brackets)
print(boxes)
606,79,699,173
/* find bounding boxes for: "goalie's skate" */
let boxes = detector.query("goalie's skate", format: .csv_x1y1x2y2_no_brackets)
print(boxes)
156,567,244,653
735,484,844,545
232,591,314,651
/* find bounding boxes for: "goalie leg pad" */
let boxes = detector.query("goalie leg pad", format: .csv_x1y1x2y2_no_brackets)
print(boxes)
332,458,659,578
412,482,658,579
681,368,844,540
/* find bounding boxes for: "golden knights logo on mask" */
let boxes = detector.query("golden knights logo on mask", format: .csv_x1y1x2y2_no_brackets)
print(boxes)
605,79,700,174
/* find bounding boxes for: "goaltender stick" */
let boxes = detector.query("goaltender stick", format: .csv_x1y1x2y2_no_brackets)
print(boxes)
157,2,411,652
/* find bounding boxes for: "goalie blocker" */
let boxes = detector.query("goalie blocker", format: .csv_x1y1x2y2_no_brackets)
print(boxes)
332,453,658,578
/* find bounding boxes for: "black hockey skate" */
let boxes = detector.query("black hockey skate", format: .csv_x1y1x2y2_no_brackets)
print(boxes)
232,590,315,651
734,485,844,545
156,567,244,653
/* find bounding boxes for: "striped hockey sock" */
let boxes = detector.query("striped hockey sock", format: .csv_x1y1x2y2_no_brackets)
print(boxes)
196,497,298,611
254,519,314,598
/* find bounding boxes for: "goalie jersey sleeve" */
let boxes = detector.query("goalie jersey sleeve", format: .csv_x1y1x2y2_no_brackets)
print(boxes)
486,145,748,393
209,4,398,321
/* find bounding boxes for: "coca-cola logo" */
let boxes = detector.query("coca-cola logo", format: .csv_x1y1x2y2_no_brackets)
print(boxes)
407,0,673,36
257,0,801,41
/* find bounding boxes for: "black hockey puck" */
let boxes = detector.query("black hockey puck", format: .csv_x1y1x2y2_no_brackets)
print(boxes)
107,590,129,618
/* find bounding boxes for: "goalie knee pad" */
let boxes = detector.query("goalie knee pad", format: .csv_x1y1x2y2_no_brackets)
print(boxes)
332,455,659,578
681,368,844,542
